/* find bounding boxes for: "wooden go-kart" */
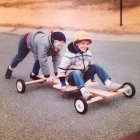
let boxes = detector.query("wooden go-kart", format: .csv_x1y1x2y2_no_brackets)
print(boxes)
16,75,136,114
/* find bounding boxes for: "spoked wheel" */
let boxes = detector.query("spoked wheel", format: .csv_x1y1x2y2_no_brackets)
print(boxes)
74,97,88,114
16,79,26,93
123,82,136,98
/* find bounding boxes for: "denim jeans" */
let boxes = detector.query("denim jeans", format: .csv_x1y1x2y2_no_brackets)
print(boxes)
10,35,40,75
32,60,40,75
68,64,110,89
10,35,30,68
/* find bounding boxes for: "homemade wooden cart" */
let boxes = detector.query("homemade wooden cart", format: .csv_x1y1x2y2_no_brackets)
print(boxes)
16,75,136,114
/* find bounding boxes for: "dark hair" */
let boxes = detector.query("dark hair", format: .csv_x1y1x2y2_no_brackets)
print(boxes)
51,32,66,43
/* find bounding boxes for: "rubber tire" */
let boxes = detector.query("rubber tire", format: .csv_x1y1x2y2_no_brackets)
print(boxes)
16,79,26,93
74,97,88,114
123,82,136,98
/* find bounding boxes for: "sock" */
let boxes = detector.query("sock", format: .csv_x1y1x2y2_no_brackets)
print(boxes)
31,72,36,76
80,87,85,92
80,87,88,94
9,65,13,71
105,79,112,87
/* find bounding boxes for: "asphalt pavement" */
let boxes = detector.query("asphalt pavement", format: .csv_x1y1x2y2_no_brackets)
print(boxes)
0,32,140,140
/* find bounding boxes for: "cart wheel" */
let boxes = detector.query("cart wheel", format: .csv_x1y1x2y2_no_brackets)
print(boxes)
74,97,88,114
123,82,136,98
16,79,26,93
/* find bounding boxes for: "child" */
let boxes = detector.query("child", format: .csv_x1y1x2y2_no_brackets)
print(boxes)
5,30,66,82
57,31,122,100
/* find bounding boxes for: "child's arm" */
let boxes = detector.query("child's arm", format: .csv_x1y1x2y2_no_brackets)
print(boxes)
88,50,94,66
37,44,50,77
57,54,71,87
52,52,61,76
88,51,95,81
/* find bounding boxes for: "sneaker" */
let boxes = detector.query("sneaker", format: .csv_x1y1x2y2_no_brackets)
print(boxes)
5,67,13,79
80,87,93,100
30,73,40,80
106,81,122,92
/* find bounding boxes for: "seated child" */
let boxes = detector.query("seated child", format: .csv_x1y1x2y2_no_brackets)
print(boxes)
57,31,122,100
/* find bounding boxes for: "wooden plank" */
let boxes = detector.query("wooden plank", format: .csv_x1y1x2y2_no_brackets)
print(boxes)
86,87,131,104
25,79,45,85
37,75,60,84
88,86,130,98
37,75,44,79
111,86,130,96
87,96,103,104
25,76,60,85
88,88,115,98
53,84,78,92
85,80,98,88
53,80,98,92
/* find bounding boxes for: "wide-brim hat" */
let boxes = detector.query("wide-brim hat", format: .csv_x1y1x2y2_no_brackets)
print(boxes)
73,31,92,43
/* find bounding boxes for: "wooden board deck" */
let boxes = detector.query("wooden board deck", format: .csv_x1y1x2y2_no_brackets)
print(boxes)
25,75,130,99
37,75,44,79
53,84,77,91
88,86,130,98
53,80,98,92
88,88,115,98
25,79,45,85
87,96,103,104
36,75,98,91
25,75,60,85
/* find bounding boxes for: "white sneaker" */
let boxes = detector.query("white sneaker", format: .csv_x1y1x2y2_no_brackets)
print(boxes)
80,87,93,100
106,81,122,91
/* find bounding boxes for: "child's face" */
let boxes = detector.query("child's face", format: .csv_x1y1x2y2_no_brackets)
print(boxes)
76,40,91,52
53,41,65,52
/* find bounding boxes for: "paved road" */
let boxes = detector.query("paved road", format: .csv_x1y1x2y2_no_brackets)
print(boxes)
0,33,140,140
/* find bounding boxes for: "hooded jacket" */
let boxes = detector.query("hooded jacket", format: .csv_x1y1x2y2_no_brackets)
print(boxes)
27,31,61,76
58,42,93,79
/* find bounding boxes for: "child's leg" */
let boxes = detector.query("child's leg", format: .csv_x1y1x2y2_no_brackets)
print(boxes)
68,70,93,100
10,36,30,68
85,64,122,91
68,70,85,89
5,35,30,79
84,64,110,84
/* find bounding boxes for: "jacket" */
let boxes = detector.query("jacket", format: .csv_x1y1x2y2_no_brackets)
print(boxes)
26,31,61,76
58,42,93,78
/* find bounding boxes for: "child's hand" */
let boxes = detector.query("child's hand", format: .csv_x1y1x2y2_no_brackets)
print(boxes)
61,86,67,92
45,76,55,84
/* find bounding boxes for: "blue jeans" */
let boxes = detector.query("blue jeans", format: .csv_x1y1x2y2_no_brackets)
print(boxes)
10,35,40,75
68,64,110,89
